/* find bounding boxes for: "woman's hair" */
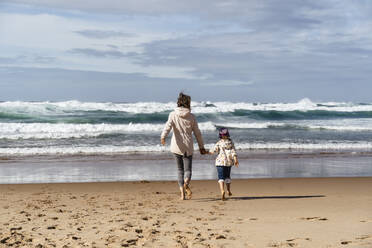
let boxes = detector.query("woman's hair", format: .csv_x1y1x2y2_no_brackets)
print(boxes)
219,127,230,139
177,92,191,109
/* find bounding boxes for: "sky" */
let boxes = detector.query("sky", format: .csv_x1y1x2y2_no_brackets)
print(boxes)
0,0,372,103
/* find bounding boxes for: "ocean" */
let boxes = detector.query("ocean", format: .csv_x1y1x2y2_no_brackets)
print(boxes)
1,98,372,183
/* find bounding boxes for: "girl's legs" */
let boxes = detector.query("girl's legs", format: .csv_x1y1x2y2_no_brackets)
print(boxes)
225,167,232,196
218,180,225,200
216,166,226,200
226,183,232,196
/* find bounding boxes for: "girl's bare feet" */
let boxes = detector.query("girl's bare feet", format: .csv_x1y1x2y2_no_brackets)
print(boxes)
221,191,226,201
226,183,232,197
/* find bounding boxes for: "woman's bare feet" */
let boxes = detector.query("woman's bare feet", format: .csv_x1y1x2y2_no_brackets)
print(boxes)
184,183,192,199
227,191,232,196
179,186,185,200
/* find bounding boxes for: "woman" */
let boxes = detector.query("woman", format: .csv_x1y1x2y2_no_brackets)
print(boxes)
161,92,206,200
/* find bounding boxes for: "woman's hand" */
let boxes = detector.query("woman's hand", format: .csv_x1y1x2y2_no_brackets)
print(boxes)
161,138,166,145
199,147,207,155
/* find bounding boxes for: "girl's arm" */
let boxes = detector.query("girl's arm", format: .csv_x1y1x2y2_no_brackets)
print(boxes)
231,141,239,167
233,155,239,167
209,142,220,155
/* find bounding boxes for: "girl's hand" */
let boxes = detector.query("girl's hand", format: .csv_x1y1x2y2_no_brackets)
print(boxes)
161,138,166,145
234,157,239,167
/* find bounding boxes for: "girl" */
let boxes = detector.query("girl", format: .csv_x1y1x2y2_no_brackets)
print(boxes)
209,127,239,200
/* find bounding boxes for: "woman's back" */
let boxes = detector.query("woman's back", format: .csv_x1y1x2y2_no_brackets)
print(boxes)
161,107,203,156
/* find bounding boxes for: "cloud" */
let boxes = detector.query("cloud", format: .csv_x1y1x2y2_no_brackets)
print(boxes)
1,1,372,102
202,80,254,87
107,44,119,49
0,56,20,64
68,48,128,58
0,55,56,64
74,30,136,39
0,1,353,31
0,66,202,102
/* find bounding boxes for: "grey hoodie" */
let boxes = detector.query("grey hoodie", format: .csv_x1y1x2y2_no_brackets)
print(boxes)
161,107,204,156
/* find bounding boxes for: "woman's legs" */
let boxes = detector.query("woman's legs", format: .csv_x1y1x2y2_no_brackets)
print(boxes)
174,154,193,200
183,155,193,198
174,154,185,200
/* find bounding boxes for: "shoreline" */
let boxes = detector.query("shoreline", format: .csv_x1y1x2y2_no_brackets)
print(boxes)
1,151,372,184
1,177,371,247
2,148,372,162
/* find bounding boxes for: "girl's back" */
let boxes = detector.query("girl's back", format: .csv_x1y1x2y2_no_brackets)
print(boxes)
213,138,237,166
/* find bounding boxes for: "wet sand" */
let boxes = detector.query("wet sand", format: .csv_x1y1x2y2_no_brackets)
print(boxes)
2,151,372,184
1,177,372,247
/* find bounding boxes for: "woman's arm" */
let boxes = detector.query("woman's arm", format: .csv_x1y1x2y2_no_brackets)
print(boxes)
192,115,206,154
160,112,173,144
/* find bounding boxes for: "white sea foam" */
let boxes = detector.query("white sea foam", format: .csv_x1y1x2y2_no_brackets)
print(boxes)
234,142,372,150
196,99,372,113
0,122,217,140
1,98,372,115
1,141,372,156
222,119,372,131
2,119,372,140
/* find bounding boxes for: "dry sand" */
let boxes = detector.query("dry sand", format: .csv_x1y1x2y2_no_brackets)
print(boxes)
0,177,371,247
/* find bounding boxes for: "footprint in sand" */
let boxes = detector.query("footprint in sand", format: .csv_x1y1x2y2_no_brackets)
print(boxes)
269,241,296,247
300,217,328,221
356,235,372,241
174,235,187,247
360,219,372,223
269,238,311,247
345,235,372,246
341,240,352,245
215,234,226,240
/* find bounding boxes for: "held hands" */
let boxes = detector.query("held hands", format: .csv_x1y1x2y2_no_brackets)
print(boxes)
199,147,208,155
160,138,166,145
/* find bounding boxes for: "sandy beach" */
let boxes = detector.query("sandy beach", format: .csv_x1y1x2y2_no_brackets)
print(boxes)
0,177,371,247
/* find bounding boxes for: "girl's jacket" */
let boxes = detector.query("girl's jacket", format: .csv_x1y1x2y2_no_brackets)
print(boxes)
212,138,237,166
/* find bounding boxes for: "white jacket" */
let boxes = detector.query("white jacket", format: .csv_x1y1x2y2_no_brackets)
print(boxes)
161,107,204,156
211,138,237,166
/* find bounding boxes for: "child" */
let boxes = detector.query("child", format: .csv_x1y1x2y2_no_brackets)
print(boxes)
209,127,239,200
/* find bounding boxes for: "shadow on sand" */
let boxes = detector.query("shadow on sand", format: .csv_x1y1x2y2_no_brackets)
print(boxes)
196,195,325,202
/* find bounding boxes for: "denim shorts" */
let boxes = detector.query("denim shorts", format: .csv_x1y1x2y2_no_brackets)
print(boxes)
216,166,232,183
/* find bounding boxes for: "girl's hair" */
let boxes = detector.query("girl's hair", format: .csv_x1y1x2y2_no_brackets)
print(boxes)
219,127,230,139
177,92,191,109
